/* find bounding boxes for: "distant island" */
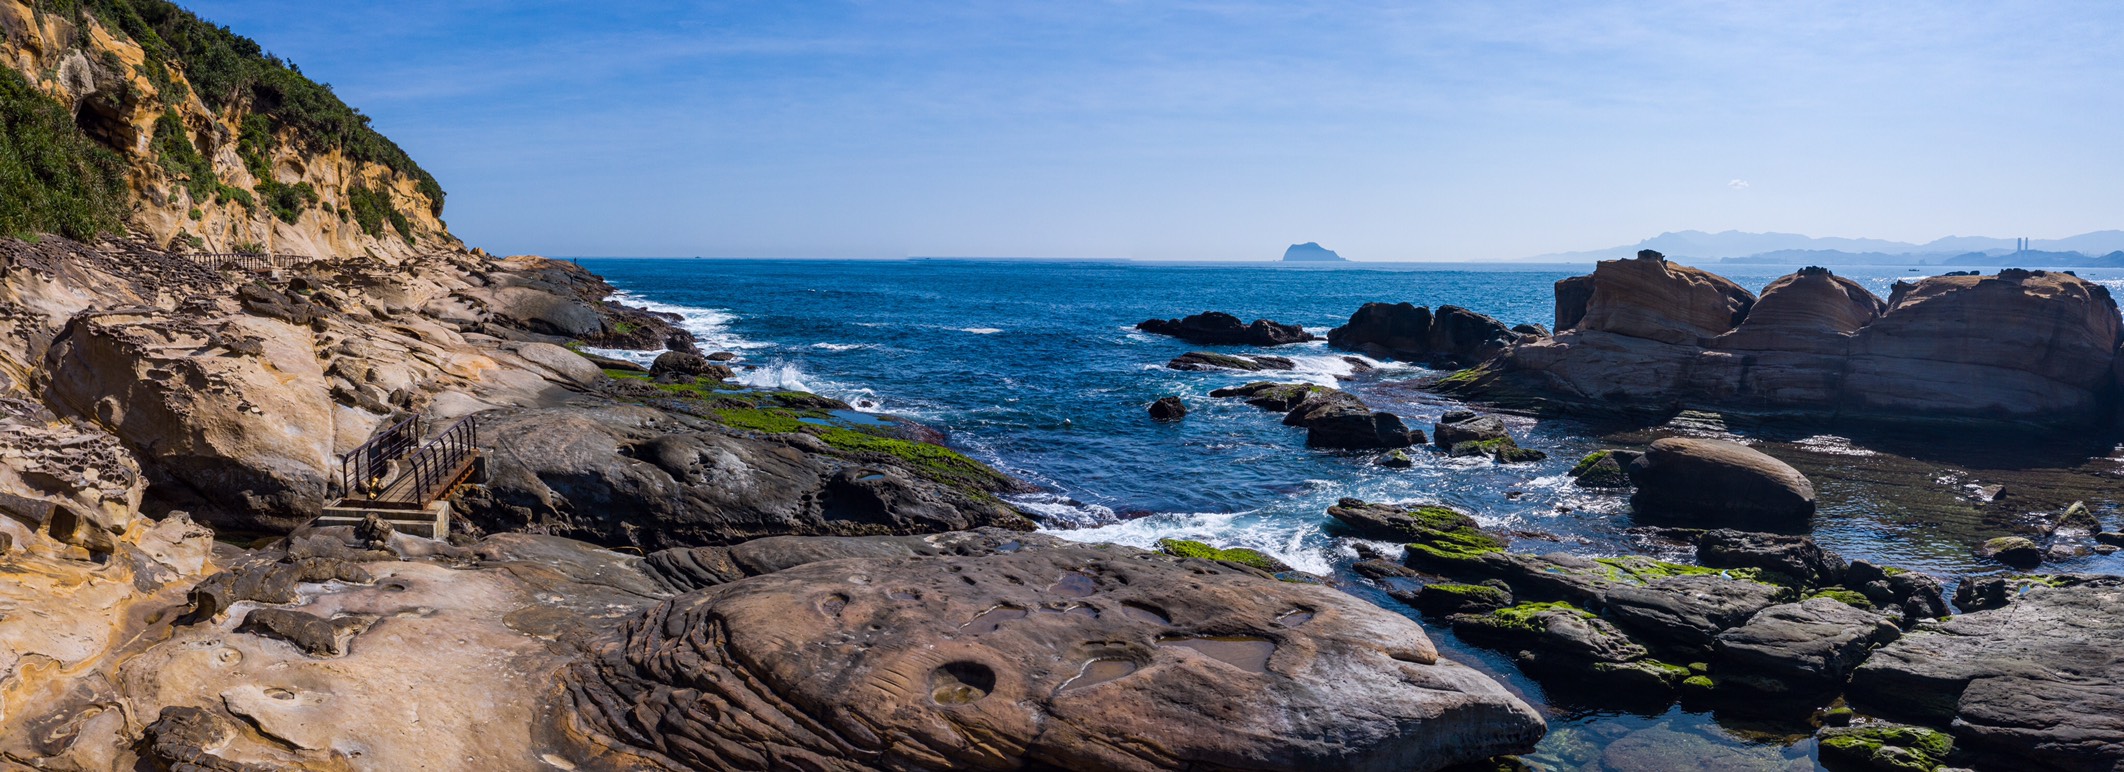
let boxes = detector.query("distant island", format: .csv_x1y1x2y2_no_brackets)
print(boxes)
1283,242,1349,262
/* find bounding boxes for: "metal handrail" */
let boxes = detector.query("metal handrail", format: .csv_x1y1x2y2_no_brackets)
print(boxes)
180,252,321,272
341,415,424,499
396,415,480,504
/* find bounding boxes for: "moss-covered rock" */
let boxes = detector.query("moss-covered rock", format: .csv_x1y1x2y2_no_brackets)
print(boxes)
1156,538,1293,573
1977,536,2041,568
1449,437,1548,464
1817,725,1952,772
1807,588,1875,609
1569,450,1632,488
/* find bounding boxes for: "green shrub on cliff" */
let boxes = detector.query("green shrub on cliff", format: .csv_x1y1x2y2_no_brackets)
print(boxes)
59,0,446,213
0,68,130,239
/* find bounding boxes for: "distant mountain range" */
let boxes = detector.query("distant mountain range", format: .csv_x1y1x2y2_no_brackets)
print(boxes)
1530,229,2124,266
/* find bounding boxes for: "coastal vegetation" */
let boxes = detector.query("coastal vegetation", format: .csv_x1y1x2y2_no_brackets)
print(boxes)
0,68,129,239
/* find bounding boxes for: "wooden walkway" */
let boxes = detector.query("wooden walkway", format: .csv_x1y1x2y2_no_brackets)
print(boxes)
322,415,482,537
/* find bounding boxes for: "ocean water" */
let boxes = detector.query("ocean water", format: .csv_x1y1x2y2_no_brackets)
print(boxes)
578,257,2124,770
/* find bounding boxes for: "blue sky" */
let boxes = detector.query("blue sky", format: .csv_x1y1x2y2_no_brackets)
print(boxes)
188,1,2124,260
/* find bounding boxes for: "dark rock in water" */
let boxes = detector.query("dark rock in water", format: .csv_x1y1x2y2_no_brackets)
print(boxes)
2098,531,2124,547
1627,438,1816,524
1511,323,1549,338
652,350,733,380
1327,499,1501,552
1695,529,1846,587
1604,574,1787,656
1850,584,2124,770
1166,351,1296,372
1375,449,1414,468
1136,311,1315,346
1449,438,1546,464
1326,303,1521,366
1283,390,1423,449
1433,410,1509,448
1975,536,2042,568
1715,598,1900,692
706,351,737,361
568,539,1546,770
1211,381,1333,411
1451,602,1686,694
1841,561,1948,626
1816,724,1954,772
1568,450,1633,489
1147,396,1187,421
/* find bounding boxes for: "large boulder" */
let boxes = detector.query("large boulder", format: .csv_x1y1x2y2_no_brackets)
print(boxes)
1626,438,1816,524
568,540,1546,771
1327,303,1518,366
1573,250,1756,345
1136,312,1315,346
1843,269,2121,420
1849,584,2124,769
45,311,335,532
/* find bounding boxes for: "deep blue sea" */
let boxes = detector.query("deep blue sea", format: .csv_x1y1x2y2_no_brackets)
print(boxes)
577,257,2124,770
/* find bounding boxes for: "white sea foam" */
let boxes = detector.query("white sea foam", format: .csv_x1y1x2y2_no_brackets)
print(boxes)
735,360,889,412
811,342,874,352
1042,510,1335,575
1005,493,1116,528
958,327,1004,335
608,290,762,352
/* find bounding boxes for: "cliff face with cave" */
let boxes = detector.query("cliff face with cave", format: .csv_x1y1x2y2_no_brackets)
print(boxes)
0,0,454,256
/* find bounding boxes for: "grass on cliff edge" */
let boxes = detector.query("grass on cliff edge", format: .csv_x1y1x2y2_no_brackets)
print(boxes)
0,68,129,240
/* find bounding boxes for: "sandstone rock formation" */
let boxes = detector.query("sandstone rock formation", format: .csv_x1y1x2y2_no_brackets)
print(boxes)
569,537,1546,771
1327,302,1521,366
1440,254,2124,427
1849,583,2124,770
1136,311,1315,346
1626,438,1816,524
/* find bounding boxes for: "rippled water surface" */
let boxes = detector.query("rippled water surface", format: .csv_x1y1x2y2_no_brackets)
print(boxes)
580,257,2124,769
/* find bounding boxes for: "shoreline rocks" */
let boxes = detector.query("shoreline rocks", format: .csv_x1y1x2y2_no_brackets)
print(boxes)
1166,351,1296,371
1212,383,1424,449
1327,303,1522,366
1437,253,2124,430
1137,312,1315,346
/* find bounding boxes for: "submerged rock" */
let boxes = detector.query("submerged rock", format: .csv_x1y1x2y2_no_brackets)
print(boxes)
568,540,1546,771
1975,536,2042,568
1136,312,1315,346
1166,351,1296,371
1816,724,1953,772
1211,381,1333,411
1627,438,1816,524
1148,396,1187,421
1568,450,1632,489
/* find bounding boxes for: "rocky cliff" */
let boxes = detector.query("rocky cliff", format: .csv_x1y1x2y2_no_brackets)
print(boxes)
1440,252,2124,429
0,0,450,256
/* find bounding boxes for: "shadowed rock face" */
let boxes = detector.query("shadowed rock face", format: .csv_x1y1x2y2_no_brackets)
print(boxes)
569,541,1545,772
1440,258,2124,427
461,405,1033,550
1136,312,1316,346
1327,302,1520,366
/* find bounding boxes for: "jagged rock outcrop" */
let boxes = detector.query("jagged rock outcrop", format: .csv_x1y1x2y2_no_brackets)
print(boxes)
569,538,1545,771
1166,351,1295,371
1281,389,1423,449
1136,312,1315,346
1327,303,1520,366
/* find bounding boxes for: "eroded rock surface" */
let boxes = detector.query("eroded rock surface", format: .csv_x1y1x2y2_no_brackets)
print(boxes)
570,540,1545,771
1627,437,1816,524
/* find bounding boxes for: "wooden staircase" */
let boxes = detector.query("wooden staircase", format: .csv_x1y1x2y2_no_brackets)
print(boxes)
318,415,483,538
